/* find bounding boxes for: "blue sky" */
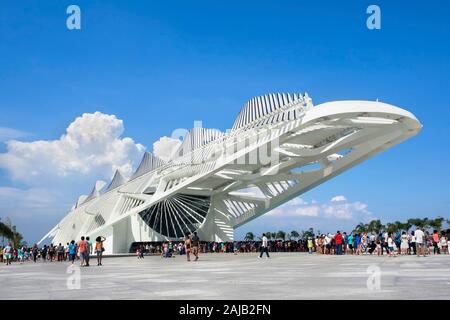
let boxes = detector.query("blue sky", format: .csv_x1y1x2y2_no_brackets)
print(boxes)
0,0,449,244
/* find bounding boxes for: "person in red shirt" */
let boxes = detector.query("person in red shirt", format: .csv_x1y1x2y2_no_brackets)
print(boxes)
335,231,343,255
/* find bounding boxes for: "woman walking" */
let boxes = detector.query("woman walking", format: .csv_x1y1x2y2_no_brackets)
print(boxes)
184,235,192,262
68,240,77,265
400,231,409,255
432,230,440,254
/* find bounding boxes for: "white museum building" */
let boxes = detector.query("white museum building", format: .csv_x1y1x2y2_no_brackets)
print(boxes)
40,93,422,253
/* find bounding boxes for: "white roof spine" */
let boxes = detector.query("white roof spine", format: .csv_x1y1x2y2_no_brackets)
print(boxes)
104,170,126,192
231,93,304,131
83,184,100,204
131,152,165,180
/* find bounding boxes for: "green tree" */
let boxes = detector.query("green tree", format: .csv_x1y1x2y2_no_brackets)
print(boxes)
300,228,315,240
275,231,286,240
367,220,384,233
354,222,368,234
429,217,444,231
289,230,300,240
244,232,254,241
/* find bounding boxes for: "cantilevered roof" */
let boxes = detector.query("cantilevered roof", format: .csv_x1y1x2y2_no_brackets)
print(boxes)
231,93,306,131
130,152,165,180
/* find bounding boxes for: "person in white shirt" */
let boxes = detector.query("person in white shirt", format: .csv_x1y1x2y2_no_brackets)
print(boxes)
414,227,426,257
259,233,270,258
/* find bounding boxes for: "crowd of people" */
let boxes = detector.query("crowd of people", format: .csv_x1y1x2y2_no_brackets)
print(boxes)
304,228,449,257
132,227,450,258
2,227,449,266
0,235,106,266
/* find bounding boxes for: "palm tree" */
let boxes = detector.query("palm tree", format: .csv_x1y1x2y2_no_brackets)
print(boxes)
265,232,272,240
244,232,254,241
301,228,315,240
290,230,300,240
275,231,286,240
354,222,368,234
385,222,395,234
429,217,445,231
271,232,277,240
367,219,384,234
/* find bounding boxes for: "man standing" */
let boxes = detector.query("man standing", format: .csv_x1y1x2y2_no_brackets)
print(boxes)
414,227,426,257
335,231,343,255
191,232,200,261
259,233,270,258
77,236,88,267
85,237,92,266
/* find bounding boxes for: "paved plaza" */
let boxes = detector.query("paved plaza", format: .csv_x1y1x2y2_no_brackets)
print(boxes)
1,253,449,300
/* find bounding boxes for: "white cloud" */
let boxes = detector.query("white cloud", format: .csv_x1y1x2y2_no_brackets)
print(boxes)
331,195,347,202
0,187,66,216
286,197,308,206
0,112,145,183
294,206,320,216
0,127,29,142
153,136,181,161
267,197,318,217
265,195,372,221
322,200,372,220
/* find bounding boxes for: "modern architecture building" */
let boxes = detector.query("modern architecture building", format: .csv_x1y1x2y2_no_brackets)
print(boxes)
40,93,422,253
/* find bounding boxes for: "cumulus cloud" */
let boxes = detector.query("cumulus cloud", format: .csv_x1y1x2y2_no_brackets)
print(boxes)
322,201,370,220
153,136,181,161
0,112,145,183
331,195,347,202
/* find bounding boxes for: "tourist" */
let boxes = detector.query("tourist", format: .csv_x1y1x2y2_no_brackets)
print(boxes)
18,246,25,263
354,233,361,255
414,227,426,257
68,240,77,265
400,231,409,255
4,242,12,265
259,233,270,258
409,231,416,255
57,243,64,261
440,231,448,254
41,245,48,262
95,236,105,266
432,230,440,254
334,231,343,255
307,237,313,254
48,244,55,262
387,233,396,257
32,244,38,262
184,236,192,261
192,232,200,261
85,237,92,266
347,233,354,254
77,236,88,267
